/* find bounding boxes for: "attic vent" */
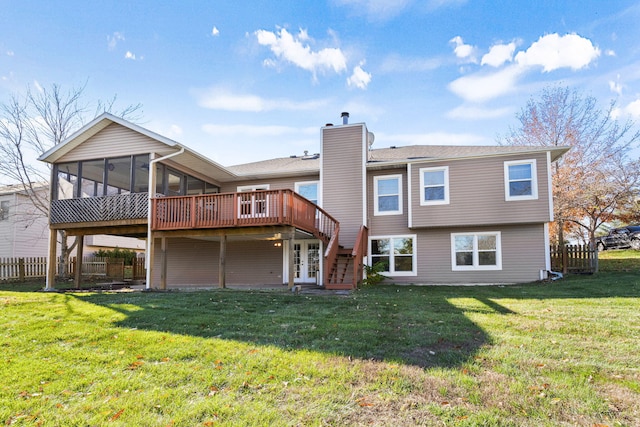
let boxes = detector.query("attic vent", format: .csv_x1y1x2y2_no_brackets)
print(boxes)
302,152,319,160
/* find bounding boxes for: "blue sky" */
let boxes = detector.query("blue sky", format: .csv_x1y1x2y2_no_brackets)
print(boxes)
1,1,640,166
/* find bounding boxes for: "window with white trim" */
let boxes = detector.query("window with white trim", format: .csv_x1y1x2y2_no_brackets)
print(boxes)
374,175,402,215
237,184,270,218
370,235,416,276
504,160,537,200
451,232,502,271
419,166,449,205
295,181,320,205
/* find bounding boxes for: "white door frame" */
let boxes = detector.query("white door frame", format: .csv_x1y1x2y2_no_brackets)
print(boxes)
282,239,322,284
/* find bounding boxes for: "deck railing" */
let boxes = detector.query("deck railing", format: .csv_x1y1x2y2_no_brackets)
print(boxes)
50,192,149,224
151,190,339,244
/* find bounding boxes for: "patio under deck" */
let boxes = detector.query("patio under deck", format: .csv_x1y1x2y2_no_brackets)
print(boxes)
48,190,343,289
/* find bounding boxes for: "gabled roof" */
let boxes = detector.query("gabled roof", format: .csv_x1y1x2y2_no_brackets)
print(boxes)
368,144,570,165
227,154,320,177
227,144,570,177
38,113,238,183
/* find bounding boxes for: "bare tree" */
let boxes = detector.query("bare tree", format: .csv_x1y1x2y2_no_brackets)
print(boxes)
500,85,640,245
0,82,143,275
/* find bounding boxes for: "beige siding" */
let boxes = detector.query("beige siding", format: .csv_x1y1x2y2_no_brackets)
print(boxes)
375,224,546,285
85,235,146,251
58,123,174,162
410,153,551,228
219,174,319,193
322,125,366,247
0,193,51,258
151,237,284,287
367,167,411,236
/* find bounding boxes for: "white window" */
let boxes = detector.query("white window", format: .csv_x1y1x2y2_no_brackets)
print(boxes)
451,232,502,271
374,175,402,215
369,235,416,276
237,184,270,218
295,181,320,206
419,166,449,205
504,160,537,201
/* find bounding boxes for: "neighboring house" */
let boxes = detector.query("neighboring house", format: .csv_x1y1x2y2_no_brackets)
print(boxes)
0,183,144,259
0,183,50,258
38,112,569,290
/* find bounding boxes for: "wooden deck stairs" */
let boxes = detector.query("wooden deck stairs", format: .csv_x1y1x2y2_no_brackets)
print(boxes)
324,225,369,291
325,248,356,290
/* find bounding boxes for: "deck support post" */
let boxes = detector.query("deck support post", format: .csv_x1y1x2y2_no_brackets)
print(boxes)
160,237,167,290
288,234,295,289
145,233,155,290
45,228,57,291
74,235,84,289
218,234,227,288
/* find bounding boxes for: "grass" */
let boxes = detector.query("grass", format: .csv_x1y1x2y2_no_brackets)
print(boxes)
1,252,639,426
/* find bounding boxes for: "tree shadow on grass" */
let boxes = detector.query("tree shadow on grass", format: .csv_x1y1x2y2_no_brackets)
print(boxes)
66,270,640,369
74,286,494,369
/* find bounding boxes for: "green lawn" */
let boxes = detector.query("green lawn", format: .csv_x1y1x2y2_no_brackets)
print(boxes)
1,253,639,426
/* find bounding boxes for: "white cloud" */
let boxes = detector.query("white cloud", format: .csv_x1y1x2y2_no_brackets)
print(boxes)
167,124,183,138
605,49,616,57
202,123,317,138
347,62,372,89
609,77,622,95
107,32,125,50
448,33,601,104
448,65,524,103
212,26,220,36
193,87,330,112
624,100,640,118
124,51,136,60
6,50,14,56
450,36,477,63
612,99,640,119
514,33,600,72
255,28,347,78
481,41,518,67
446,105,511,120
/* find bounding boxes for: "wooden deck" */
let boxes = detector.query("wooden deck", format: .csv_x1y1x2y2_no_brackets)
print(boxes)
151,190,338,243
49,190,367,289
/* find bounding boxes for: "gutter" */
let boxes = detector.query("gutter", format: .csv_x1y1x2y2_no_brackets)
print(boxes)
144,147,185,289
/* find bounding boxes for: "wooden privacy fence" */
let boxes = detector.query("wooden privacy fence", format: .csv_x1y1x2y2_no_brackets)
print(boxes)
0,257,47,281
550,244,598,274
69,256,146,281
0,256,146,282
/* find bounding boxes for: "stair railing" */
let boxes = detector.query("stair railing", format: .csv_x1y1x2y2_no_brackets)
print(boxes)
351,225,369,288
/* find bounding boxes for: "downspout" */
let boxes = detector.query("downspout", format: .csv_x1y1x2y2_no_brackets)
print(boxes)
144,147,185,289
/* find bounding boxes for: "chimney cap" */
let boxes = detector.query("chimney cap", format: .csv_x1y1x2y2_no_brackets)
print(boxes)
341,111,349,117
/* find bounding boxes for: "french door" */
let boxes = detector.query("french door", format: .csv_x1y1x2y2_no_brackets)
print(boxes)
293,240,320,283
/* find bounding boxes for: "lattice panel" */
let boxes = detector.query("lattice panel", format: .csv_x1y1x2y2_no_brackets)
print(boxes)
51,193,151,224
